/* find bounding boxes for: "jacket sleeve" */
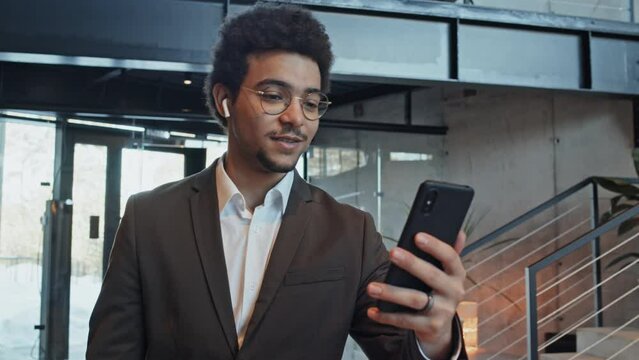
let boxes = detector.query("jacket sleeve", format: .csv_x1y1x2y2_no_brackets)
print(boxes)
349,212,468,360
348,212,423,360
86,195,146,359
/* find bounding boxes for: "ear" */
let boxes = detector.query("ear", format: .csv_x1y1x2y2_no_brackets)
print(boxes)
212,84,231,119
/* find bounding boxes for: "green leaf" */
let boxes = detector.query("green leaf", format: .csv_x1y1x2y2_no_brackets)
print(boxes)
600,211,613,224
606,253,639,270
611,195,623,209
612,203,635,215
618,217,639,236
593,177,639,197
625,194,639,201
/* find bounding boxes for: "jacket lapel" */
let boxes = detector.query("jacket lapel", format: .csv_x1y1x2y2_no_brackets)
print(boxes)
243,173,313,344
189,160,239,355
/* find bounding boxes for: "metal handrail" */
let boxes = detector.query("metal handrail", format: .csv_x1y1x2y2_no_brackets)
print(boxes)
467,215,588,296
478,250,592,328
524,202,639,360
465,203,584,274
462,176,639,256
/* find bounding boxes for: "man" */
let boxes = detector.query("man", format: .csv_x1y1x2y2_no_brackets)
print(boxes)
87,4,468,359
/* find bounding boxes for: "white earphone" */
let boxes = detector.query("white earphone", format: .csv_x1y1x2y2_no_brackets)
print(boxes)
222,99,230,118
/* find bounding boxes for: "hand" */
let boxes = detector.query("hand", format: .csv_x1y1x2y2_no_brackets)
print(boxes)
366,231,467,359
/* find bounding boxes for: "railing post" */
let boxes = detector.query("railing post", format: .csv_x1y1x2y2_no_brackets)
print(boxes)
590,181,604,327
526,266,539,360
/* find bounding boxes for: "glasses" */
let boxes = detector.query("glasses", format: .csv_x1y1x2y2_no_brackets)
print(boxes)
242,85,331,121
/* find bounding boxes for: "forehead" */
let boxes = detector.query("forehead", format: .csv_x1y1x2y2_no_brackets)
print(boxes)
243,51,322,93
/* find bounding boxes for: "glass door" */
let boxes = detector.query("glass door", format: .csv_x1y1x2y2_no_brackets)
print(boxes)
0,117,56,359
68,142,108,359
65,128,196,359
0,113,218,359
119,147,185,217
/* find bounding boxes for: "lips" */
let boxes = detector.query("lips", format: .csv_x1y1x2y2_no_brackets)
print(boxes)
270,134,305,151
271,135,303,143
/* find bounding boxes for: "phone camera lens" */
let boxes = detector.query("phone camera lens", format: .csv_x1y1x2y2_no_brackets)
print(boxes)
422,190,438,214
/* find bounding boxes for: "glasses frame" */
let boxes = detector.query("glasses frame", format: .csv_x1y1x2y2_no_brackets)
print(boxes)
242,86,331,121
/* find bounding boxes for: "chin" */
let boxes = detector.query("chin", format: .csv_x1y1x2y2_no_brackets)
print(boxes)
257,150,299,173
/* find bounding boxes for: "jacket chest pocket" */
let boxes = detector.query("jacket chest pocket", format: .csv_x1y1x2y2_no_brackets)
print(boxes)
284,267,345,286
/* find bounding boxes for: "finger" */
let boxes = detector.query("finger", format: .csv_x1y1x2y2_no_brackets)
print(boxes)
367,307,424,331
367,307,449,337
454,231,466,255
367,282,430,311
388,247,462,299
414,233,466,278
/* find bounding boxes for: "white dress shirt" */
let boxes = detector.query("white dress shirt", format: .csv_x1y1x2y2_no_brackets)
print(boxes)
215,159,294,347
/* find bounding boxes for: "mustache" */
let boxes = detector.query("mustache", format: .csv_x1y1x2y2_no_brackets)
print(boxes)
267,126,308,141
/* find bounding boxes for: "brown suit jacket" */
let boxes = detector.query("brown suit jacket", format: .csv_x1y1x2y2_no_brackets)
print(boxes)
87,162,461,359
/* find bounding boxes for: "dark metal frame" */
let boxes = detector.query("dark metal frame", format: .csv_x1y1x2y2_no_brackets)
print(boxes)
268,0,639,96
269,0,639,36
0,105,448,136
39,200,73,360
320,118,447,135
2,0,638,95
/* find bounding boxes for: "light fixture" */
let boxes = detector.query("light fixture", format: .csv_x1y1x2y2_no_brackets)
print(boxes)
3,110,56,122
67,118,145,132
458,301,478,353
183,73,192,86
74,112,109,118
170,131,196,138
145,129,171,139
206,134,228,142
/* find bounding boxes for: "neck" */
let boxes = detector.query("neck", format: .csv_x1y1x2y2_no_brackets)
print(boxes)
223,152,287,212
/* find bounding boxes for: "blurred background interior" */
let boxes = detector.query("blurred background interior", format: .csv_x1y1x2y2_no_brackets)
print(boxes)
1,0,639,359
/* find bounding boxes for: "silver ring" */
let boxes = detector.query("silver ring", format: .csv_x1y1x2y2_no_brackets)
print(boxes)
420,294,435,314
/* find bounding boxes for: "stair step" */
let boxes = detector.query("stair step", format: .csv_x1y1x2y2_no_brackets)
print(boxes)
540,353,603,360
577,327,639,360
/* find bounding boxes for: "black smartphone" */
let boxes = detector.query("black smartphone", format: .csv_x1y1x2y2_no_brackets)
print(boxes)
377,180,474,313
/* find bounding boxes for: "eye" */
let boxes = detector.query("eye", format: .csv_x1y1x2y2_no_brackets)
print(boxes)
260,90,286,103
303,100,319,111
303,93,322,110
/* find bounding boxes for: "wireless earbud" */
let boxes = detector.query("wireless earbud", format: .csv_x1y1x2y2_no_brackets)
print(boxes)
222,99,231,118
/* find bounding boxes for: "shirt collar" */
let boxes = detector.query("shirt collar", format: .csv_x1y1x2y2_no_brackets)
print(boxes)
215,155,295,215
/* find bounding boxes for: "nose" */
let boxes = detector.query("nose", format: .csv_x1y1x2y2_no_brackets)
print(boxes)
278,97,306,127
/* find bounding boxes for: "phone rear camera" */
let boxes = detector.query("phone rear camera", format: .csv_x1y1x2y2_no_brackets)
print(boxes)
422,190,438,214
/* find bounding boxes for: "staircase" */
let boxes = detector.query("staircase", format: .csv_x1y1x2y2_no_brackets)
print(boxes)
460,177,639,360
540,327,639,360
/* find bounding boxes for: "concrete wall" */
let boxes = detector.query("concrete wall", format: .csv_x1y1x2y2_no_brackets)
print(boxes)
444,87,634,355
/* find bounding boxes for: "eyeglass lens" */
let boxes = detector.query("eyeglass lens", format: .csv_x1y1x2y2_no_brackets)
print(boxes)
258,86,329,120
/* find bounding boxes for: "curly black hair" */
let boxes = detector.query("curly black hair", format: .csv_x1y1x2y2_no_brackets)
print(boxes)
204,4,334,127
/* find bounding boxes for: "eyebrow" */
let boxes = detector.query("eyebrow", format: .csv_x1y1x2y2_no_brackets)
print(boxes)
255,79,322,94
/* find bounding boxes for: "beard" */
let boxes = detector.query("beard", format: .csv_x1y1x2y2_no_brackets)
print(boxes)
256,124,308,173
256,149,300,173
